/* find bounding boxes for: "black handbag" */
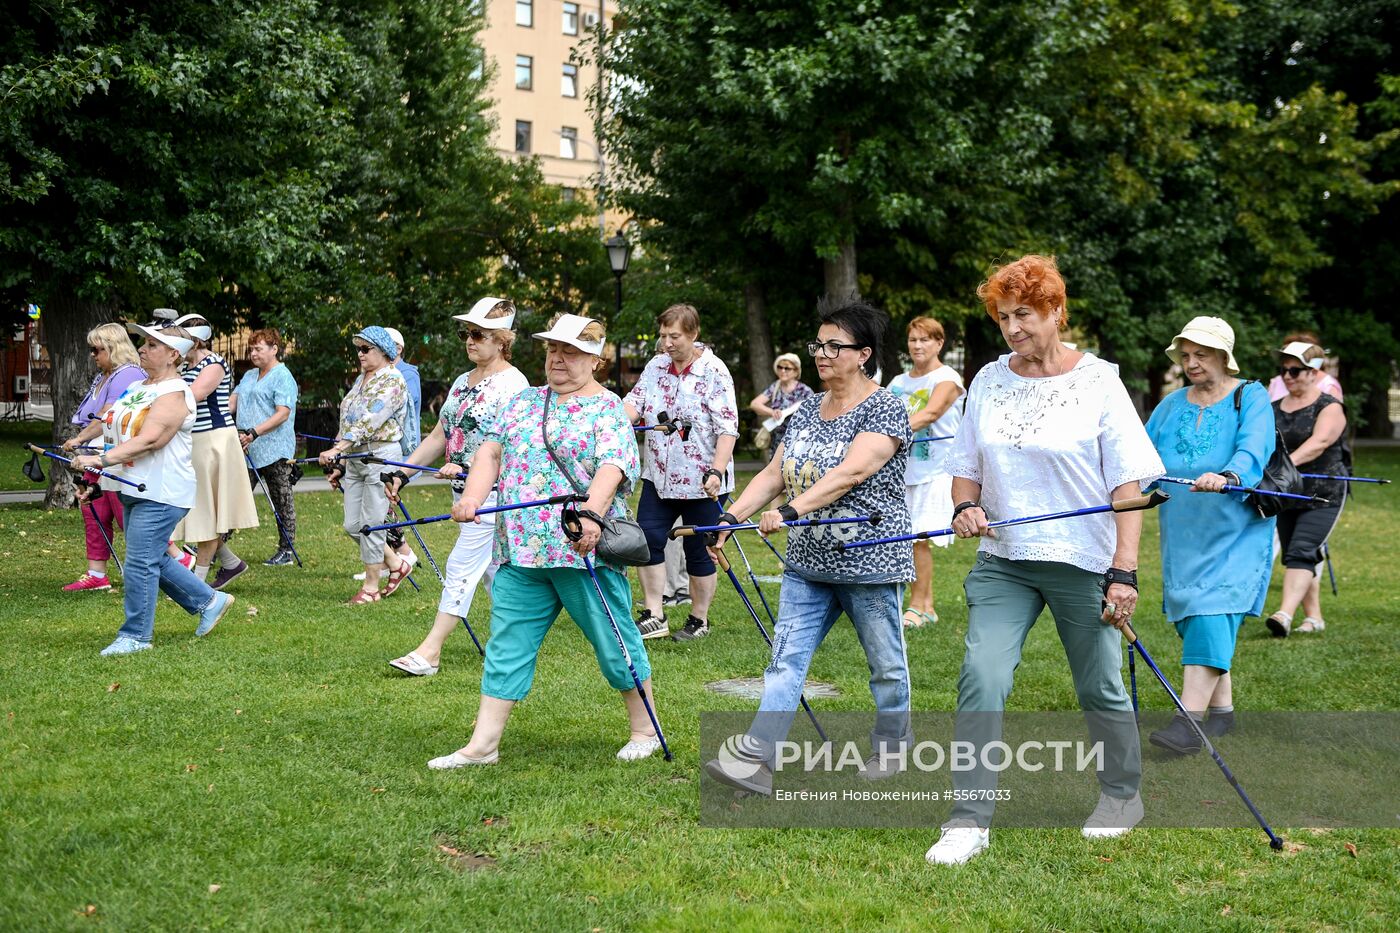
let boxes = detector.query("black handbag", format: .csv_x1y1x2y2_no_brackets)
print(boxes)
541,389,651,566
1234,382,1307,519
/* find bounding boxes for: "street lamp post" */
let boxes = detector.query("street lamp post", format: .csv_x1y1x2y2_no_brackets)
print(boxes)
605,233,632,395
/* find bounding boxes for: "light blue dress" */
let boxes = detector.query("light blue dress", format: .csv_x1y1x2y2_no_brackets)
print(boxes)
1145,381,1277,623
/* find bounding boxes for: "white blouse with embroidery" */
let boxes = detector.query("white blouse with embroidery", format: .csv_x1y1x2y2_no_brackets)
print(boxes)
946,353,1164,574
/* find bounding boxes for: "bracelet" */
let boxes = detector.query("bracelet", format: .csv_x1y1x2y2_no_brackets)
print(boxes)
952,500,981,521
777,504,799,523
1103,567,1139,590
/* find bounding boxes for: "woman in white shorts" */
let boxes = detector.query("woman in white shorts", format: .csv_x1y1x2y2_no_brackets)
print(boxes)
384,299,529,675
887,316,964,627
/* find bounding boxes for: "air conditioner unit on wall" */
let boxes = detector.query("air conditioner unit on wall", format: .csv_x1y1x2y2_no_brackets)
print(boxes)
14,375,29,396
583,11,600,29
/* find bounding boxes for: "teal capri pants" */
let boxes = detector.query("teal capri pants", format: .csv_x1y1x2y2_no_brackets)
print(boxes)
481,562,651,701
1173,612,1245,671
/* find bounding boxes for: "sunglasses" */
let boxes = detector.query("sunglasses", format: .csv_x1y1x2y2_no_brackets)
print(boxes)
1279,366,1311,378
354,344,372,354
458,328,489,342
88,346,101,355
776,364,797,371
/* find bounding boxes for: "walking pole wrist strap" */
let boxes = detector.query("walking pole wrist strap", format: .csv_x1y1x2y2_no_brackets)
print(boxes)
952,500,981,521
1103,567,1139,591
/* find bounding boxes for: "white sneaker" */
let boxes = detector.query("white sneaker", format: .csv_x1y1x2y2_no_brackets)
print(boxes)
616,737,663,761
1082,791,1144,838
353,571,366,581
926,822,990,865
100,635,152,657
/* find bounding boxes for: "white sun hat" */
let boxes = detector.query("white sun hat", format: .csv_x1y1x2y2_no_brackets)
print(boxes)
170,313,213,343
452,297,516,331
127,322,194,355
384,327,406,349
1165,315,1239,374
533,313,604,355
1275,341,1324,368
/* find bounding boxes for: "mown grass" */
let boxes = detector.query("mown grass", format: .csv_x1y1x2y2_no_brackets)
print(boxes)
2,452,1398,930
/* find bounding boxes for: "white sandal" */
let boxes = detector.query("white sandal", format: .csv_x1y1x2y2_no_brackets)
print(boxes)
1296,617,1326,634
616,737,662,761
388,652,439,676
1266,611,1292,638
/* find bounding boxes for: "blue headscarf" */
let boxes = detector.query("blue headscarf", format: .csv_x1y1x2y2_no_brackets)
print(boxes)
354,326,398,361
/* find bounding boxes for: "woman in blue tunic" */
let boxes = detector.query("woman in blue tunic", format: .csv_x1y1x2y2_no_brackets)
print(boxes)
1144,317,1276,755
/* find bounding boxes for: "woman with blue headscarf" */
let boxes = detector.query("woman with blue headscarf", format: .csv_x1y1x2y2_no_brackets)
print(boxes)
318,327,411,604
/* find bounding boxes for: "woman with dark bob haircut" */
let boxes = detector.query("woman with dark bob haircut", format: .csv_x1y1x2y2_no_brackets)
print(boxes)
703,299,915,797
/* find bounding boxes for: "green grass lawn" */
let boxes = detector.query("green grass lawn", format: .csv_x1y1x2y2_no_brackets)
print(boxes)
2,453,1397,930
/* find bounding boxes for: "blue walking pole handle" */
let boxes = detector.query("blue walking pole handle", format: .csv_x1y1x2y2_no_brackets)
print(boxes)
360,494,579,535
670,511,882,538
26,444,147,492
1158,475,1327,503
837,491,1170,551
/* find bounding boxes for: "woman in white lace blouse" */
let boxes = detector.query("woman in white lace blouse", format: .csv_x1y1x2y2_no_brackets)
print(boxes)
925,254,1164,868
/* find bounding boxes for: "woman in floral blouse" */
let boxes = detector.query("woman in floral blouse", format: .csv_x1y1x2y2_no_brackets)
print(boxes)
318,326,411,605
384,299,529,676
427,314,660,768
749,352,814,461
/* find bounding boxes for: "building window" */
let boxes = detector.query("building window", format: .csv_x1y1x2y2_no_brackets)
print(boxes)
562,2,579,35
515,120,532,154
561,187,577,202
561,63,578,98
560,126,578,159
516,1,533,28
515,55,533,91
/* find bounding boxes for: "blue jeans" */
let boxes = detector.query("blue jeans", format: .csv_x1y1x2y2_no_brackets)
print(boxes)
118,494,218,643
744,571,911,763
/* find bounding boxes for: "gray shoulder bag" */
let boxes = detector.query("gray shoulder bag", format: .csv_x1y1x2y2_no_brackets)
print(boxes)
541,388,651,566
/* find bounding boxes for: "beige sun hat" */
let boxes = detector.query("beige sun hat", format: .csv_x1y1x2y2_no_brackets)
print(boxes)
533,313,604,355
1165,316,1239,374
126,322,194,355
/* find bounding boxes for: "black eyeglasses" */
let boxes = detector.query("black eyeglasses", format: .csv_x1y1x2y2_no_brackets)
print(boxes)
806,340,865,359
354,345,372,354
1279,366,1310,378
458,328,488,342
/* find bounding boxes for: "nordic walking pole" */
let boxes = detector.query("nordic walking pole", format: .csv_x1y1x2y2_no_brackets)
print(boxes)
673,512,882,538
361,495,579,535
1299,473,1390,484
394,493,483,654
246,454,303,567
910,434,956,444
286,453,372,465
1323,543,1338,597
85,492,124,577
714,548,828,743
1128,646,1138,719
24,444,147,492
838,492,1170,551
1120,621,1284,849
1158,475,1328,505
583,557,672,761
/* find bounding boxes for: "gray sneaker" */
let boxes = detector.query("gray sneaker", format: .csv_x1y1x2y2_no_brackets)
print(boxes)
703,742,773,797
671,615,709,642
636,610,669,640
263,549,295,566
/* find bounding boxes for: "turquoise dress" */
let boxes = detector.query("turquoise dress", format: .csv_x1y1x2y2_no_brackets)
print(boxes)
1145,381,1277,623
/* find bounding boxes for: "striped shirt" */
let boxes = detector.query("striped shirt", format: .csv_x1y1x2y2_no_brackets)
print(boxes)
184,352,235,433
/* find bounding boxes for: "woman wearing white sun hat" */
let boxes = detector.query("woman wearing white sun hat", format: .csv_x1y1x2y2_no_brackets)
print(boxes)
385,298,529,676
427,313,658,767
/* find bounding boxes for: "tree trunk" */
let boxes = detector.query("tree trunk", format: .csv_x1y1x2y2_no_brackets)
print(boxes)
1360,383,1394,438
742,279,774,401
822,238,859,304
43,284,122,509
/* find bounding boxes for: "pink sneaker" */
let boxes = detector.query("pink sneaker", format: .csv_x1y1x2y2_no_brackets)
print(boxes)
64,574,112,592
176,551,196,571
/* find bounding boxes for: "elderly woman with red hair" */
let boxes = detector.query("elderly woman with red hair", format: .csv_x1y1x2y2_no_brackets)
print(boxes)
925,255,1164,867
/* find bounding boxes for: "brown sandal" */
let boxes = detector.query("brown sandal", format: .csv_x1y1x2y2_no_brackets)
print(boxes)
381,561,412,597
348,588,382,606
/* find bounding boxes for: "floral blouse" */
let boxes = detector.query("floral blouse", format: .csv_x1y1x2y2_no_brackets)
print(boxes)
486,386,640,571
624,347,740,499
439,367,529,468
338,366,407,446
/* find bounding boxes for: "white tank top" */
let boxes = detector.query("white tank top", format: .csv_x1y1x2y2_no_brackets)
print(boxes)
100,377,198,507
